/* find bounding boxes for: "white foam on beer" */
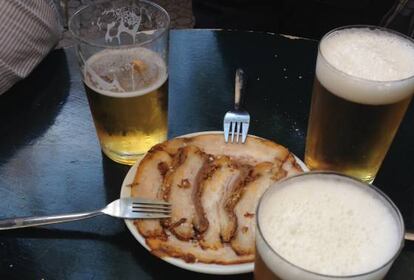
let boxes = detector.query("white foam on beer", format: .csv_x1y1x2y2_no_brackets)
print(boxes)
84,47,167,98
258,175,401,276
317,28,414,105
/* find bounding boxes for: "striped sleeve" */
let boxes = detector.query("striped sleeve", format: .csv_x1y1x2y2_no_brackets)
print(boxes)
0,0,62,94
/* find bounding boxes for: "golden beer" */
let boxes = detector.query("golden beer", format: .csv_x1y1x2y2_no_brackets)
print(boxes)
254,173,404,280
306,79,412,183
69,0,170,165
84,48,168,165
305,27,414,183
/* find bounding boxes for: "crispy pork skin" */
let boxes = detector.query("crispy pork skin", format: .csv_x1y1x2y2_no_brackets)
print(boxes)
196,156,248,249
132,148,172,239
161,146,207,240
230,162,285,255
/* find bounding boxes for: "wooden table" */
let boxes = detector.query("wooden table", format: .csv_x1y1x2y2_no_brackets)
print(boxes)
0,30,413,279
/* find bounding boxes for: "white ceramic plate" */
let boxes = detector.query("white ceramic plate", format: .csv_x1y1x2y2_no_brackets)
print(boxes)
120,131,308,275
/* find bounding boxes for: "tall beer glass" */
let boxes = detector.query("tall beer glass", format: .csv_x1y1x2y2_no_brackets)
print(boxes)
305,26,414,183
255,172,404,280
69,0,169,165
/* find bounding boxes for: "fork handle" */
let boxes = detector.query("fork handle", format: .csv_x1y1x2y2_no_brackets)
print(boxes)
0,210,103,230
235,68,246,110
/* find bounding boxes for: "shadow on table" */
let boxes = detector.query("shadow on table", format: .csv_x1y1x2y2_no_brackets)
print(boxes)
0,49,70,162
101,152,131,202
0,227,124,240
126,235,253,280
0,226,253,279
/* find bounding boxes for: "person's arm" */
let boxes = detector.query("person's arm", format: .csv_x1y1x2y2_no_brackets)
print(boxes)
0,0,62,94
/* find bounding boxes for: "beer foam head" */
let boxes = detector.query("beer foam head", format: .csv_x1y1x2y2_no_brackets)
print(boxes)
84,47,167,98
317,27,414,105
257,173,403,277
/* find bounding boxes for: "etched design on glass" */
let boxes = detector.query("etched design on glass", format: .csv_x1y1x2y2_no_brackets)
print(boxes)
96,6,151,44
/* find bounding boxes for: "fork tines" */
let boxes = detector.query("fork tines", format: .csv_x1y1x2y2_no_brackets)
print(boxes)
223,68,250,144
130,199,171,219
223,115,250,143
131,197,171,206
132,204,171,214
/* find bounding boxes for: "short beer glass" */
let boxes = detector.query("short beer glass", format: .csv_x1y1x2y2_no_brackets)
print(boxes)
305,26,414,183
255,172,404,280
69,0,169,165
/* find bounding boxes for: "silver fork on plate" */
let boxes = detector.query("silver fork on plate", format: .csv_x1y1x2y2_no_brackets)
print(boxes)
223,68,250,143
0,198,171,230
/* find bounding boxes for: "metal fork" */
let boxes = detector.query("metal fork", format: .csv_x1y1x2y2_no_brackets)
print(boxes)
223,68,250,143
0,198,171,230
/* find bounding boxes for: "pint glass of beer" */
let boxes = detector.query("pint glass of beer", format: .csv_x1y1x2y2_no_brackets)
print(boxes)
305,26,414,182
255,172,404,280
69,0,169,165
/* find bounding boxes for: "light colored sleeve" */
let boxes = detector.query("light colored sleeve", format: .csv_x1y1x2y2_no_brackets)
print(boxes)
0,0,62,94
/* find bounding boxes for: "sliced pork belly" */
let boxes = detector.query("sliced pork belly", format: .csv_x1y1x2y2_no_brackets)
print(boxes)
154,134,293,167
156,137,187,155
161,146,207,241
230,161,287,255
132,149,172,239
188,134,290,165
196,156,247,249
221,164,250,242
146,235,254,264
131,133,306,264
282,153,304,176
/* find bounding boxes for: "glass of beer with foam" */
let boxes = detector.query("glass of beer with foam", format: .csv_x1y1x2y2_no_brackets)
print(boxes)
305,26,414,183
69,0,169,165
255,172,404,280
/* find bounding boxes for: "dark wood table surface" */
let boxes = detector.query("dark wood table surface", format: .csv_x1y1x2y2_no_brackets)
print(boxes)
0,30,413,280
